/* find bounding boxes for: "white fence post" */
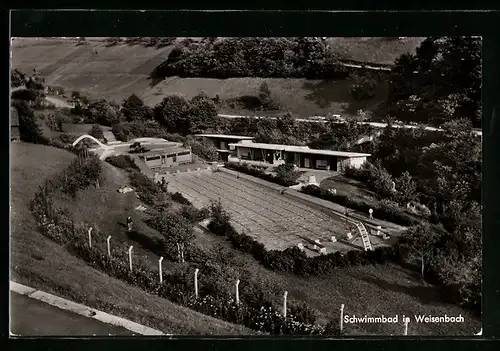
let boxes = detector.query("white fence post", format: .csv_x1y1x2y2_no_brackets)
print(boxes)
283,291,288,319
235,279,240,305
340,304,345,333
404,318,409,336
194,268,199,298
128,246,133,271
159,257,164,284
88,227,93,249
106,235,111,257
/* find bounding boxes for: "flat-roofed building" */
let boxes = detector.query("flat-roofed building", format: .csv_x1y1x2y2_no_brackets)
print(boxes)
137,144,192,170
195,134,255,162
228,142,370,171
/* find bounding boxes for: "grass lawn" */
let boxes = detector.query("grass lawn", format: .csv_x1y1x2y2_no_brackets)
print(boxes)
320,175,381,209
326,37,425,65
10,142,256,335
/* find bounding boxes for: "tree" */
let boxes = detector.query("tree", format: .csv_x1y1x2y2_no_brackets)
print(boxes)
276,164,301,186
350,74,378,101
150,211,195,263
153,95,191,133
84,99,123,126
122,94,152,121
387,36,481,127
209,199,232,230
188,92,218,134
47,111,66,132
89,124,104,140
258,82,272,107
399,224,444,281
11,69,26,88
394,171,417,205
276,112,297,136
13,101,43,143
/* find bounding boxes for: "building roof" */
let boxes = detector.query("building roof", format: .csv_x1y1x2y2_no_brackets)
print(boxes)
228,142,371,158
141,147,190,157
10,108,19,126
195,134,255,140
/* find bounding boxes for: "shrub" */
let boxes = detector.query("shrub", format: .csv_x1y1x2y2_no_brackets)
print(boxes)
105,155,140,172
350,74,378,100
89,124,104,140
275,164,302,186
225,162,300,187
184,137,218,162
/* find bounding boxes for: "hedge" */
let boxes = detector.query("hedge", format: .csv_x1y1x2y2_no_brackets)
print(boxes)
29,154,341,335
225,162,300,187
301,184,419,227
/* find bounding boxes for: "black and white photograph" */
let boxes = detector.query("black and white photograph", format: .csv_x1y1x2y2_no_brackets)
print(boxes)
9,34,482,336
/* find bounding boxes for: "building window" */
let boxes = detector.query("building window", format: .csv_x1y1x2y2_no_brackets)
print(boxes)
147,156,161,161
177,151,190,156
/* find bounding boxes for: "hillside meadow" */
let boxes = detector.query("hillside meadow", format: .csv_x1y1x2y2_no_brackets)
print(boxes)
12,37,423,118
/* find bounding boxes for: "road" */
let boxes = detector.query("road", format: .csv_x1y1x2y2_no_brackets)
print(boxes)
45,95,75,109
10,292,135,336
217,114,483,136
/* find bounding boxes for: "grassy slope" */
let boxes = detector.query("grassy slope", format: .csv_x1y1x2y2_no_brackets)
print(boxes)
326,37,425,65
10,142,256,335
12,37,423,118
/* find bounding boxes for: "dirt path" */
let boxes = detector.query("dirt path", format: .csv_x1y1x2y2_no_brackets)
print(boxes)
45,96,75,109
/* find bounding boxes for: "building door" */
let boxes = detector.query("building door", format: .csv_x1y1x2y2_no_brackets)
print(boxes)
266,150,274,164
304,157,310,168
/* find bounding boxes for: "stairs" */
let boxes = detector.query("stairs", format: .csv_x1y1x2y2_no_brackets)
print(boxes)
355,222,373,251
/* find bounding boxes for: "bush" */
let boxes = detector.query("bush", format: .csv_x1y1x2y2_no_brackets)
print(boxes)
89,124,104,140
225,162,300,187
105,155,140,172
184,138,218,162
275,164,302,186
350,74,378,100
13,100,45,144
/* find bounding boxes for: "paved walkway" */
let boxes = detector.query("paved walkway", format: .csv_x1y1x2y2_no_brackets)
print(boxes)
10,282,165,337
10,292,135,336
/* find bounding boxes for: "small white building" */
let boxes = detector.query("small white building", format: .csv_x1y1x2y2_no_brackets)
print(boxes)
228,142,370,171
